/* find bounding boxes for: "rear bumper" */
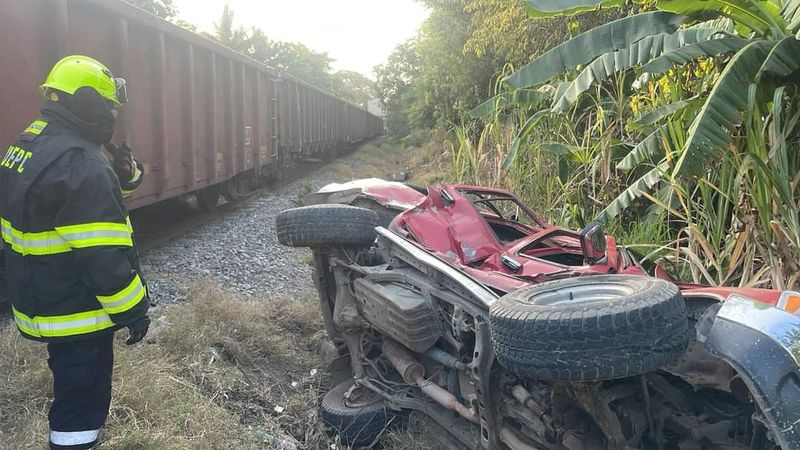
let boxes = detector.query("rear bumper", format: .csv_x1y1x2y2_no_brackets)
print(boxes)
705,295,800,449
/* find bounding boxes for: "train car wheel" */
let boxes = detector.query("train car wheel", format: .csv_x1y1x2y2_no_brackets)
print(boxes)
223,175,249,202
196,186,220,212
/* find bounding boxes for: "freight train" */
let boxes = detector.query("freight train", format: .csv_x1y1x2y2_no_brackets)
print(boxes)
0,0,384,211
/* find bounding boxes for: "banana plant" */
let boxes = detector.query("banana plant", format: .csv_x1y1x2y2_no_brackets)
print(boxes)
511,0,800,222
523,0,626,18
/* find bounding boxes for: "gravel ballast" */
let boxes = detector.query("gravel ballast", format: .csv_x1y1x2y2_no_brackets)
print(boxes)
139,140,404,306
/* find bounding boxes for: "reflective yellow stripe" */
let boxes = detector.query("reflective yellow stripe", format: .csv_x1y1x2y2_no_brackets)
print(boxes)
97,274,146,314
24,120,48,136
1,218,71,255
56,221,133,248
13,307,114,338
1,217,133,255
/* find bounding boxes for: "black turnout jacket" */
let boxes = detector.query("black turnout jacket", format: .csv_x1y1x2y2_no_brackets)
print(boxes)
0,102,149,342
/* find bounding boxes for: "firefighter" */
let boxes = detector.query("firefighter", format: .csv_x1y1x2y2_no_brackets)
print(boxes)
0,55,150,449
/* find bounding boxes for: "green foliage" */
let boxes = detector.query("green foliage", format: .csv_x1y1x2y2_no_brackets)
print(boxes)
470,88,549,119
640,37,749,73
450,0,800,289
675,41,775,177
551,28,721,111
212,5,374,106
376,2,498,134
504,12,688,89
654,0,785,37
523,0,626,18
617,124,672,170
376,0,630,138
415,2,501,126
375,40,422,136
332,71,378,105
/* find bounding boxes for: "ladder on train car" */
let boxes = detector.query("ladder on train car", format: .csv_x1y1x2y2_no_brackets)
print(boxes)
271,78,280,164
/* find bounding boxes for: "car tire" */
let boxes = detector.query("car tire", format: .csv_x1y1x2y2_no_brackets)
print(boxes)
320,380,397,447
490,275,689,381
276,204,379,248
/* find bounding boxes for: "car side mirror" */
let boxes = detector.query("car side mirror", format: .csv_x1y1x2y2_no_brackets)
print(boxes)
579,222,607,264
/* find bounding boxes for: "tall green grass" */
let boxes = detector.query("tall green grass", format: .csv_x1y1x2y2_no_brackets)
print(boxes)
448,67,799,289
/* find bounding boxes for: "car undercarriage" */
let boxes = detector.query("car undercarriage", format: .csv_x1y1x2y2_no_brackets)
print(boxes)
276,182,800,449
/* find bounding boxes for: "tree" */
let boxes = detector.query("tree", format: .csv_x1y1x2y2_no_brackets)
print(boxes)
375,40,422,135
464,0,630,68
214,4,249,50
332,71,377,106
122,0,176,19
374,0,630,137
376,1,504,134
211,5,372,104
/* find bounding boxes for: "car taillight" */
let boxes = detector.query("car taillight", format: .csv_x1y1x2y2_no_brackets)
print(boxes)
777,291,800,315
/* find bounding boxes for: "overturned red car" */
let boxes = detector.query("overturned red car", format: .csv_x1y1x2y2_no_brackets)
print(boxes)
279,179,800,450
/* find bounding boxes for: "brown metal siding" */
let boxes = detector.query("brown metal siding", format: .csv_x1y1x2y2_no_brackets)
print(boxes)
0,0,382,209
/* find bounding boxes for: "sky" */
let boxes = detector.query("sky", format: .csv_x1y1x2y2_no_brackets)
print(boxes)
172,0,430,79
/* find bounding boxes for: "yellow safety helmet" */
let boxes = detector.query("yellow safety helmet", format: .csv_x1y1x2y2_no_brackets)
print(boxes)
40,55,128,107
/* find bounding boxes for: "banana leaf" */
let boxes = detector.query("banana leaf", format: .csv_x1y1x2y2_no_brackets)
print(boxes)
654,0,784,37
523,0,625,18
674,40,776,178
540,142,580,183
691,17,736,33
504,11,688,89
632,97,700,127
539,142,576,156
640,37,750,74
470,88,549,119
757,35,800,78
595,163,669,223
551,29,724,111
782,0,800,34
502,109,552,171
617,124,672,170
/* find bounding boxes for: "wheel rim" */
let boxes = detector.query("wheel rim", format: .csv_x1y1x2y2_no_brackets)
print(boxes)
525,281,636,306
344,385,381,409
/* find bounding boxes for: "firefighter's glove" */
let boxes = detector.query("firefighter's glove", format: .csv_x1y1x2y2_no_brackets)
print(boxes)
106,142,140,184
126,316,150,346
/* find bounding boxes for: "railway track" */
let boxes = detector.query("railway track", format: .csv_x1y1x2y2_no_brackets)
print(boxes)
132,187,263,253
132,155,345,253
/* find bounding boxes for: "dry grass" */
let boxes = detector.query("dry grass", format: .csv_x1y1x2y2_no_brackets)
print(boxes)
0,282,445,450
382,413,448,450
0,283,328,449
405,129,450,186
329,140,418,183
327,135,449,187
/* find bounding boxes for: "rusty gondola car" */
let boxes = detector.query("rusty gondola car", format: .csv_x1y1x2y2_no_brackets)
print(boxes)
0,0,384,210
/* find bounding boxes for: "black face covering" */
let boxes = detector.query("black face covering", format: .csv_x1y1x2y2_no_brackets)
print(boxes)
53,87,117,145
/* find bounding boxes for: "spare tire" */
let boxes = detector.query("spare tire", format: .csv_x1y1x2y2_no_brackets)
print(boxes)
276,204,379,248
490,275,688,381
320,380,398,447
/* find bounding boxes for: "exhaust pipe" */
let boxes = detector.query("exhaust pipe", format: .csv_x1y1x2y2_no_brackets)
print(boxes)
382,340,479,424
499,428,539,450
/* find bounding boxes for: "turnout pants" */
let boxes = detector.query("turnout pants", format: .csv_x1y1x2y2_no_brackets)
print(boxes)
46,333,114,450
